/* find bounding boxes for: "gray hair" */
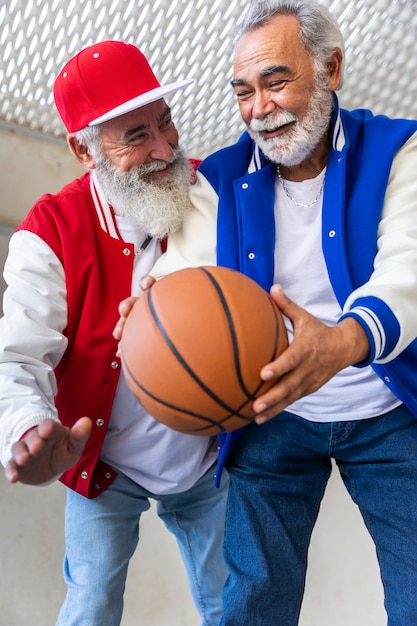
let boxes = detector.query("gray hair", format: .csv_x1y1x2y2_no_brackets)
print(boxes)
235,0,345,83
74,124,103,159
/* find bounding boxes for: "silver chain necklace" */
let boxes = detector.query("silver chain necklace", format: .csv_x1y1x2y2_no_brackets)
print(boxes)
276,165,324,208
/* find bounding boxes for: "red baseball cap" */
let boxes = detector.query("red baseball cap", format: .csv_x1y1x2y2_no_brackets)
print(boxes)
53,40,194,132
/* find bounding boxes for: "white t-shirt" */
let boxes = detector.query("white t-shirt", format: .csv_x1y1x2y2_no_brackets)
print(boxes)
274,169,400,422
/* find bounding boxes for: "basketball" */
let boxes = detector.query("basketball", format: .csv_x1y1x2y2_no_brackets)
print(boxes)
120,266,288,435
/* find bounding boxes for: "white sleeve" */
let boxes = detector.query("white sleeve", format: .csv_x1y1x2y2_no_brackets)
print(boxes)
0,230,68,465
343,132,417,361
151,171,218,279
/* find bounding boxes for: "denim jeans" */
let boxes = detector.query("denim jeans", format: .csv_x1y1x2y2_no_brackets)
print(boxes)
221,405,417,626
56,463,229,626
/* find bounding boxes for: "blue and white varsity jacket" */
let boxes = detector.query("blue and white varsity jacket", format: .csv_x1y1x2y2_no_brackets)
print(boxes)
153,97,417,485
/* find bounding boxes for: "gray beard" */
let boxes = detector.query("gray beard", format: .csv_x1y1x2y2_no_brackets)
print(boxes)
94,147,194,238
248,76,334,167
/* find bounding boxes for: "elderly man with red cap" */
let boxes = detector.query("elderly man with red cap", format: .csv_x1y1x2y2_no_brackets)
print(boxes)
0,41,228,626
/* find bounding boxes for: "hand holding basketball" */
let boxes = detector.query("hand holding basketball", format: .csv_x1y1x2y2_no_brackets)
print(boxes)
120,266,288,435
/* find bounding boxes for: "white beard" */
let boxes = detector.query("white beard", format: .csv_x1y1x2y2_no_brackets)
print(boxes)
94,147,194,238
248,77,334,167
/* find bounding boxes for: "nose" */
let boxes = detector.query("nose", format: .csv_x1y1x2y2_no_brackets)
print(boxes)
148,131,176,161
250,90,277,120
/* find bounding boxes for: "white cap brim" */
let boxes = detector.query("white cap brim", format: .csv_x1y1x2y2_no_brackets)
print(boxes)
88,78,195,126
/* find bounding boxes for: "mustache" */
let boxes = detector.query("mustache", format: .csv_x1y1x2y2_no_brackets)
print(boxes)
250,110,297,132
137,153,179,176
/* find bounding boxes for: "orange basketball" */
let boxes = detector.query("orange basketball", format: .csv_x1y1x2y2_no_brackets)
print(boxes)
120,266,288,435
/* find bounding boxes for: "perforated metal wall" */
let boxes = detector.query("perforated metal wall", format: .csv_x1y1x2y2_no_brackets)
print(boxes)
0,0,416,158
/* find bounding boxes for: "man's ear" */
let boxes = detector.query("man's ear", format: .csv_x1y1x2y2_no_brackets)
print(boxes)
326,47,344,91
67,134,96,169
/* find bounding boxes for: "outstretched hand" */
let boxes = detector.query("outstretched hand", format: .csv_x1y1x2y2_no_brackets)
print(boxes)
4,417,92,485
253,285,370,424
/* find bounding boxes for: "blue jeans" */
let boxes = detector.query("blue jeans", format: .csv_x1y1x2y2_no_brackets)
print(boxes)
56,463,229,626
221,405,417,626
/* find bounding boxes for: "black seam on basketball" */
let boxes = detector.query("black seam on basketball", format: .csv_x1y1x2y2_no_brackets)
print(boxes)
269,298,281,358
242,297,282,398
200,267,253,398
139,288,254,419
120,349,253,433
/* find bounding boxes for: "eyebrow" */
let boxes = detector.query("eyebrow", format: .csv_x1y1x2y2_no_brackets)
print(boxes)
261,64,291,78
230,64,292,88
122,105,172,141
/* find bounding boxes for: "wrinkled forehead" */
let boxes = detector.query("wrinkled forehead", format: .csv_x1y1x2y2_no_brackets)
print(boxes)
233,15,312,80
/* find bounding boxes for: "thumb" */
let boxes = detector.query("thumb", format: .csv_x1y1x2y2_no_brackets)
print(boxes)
139,274,156,291
270,284,294,312
70,417,93,452
270,284,303,326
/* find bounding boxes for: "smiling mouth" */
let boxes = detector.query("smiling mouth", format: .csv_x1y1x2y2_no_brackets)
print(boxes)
260,121,294,138
146,164,172,177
